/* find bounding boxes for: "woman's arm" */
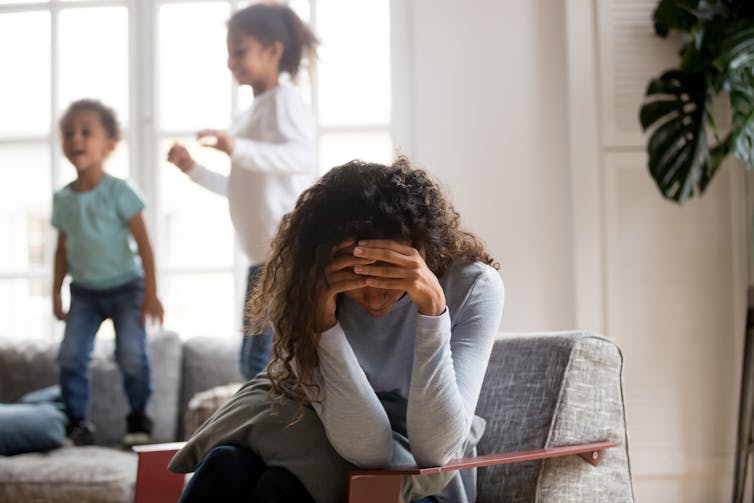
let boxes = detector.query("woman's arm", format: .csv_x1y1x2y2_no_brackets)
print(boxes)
351,241,504,466
406,267,503,466
298,325,394,468
128,212,164,324
297,241,393,468
52,232,68,321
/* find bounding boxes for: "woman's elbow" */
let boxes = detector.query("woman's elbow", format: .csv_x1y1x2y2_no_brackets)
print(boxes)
332,431,393,469
409,430,465,467
412,448,455,468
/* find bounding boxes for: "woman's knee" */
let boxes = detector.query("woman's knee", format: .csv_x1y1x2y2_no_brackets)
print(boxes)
252,466,314,502
202,445,261,472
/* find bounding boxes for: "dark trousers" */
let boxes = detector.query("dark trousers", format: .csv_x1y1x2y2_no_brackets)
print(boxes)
177,445,315,503
178,446,439,503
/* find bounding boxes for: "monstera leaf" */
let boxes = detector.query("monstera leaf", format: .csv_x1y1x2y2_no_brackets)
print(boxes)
640,1,754,203
640,70,728,202
730,77,754,166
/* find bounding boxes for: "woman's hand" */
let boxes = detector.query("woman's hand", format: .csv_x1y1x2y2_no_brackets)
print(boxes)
167,143,195,173
314,241,375,333
196,129,235,156
352,240,446,317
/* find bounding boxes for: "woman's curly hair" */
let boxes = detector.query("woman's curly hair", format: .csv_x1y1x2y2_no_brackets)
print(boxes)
247,157,498,409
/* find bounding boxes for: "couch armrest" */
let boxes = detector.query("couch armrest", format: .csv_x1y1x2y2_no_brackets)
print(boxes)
347,441,617,503
133,442,187,503
132,440,616,503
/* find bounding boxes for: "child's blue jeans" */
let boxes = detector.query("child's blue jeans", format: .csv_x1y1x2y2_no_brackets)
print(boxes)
239,264,273,380
57,278,152,422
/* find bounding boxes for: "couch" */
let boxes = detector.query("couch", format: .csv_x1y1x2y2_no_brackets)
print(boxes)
0,331,634,502
0,331,243,503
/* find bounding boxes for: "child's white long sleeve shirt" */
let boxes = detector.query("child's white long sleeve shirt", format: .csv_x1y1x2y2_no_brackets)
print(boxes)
186,84,317,264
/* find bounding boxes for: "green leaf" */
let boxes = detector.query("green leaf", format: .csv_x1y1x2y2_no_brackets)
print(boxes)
730,87,754,167
640,99,681,130
653,0,700,37
712,24,754,73
640,69,723,202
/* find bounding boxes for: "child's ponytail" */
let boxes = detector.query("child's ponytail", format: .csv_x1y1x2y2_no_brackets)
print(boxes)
278,6,318,80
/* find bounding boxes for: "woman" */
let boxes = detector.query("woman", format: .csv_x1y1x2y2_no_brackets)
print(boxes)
170,157,505,503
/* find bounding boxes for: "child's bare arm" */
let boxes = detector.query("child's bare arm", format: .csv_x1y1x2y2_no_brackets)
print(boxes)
52,232,68,321
128,212,164,325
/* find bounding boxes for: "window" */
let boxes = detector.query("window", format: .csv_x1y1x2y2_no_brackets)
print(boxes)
0,0,396,341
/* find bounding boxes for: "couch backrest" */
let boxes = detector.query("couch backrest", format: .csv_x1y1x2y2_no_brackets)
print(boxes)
475,332,633,503
0,331,182,446
177,335,244,439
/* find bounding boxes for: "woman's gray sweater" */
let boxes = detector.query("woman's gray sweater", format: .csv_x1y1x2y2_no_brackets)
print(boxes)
306,260,504,502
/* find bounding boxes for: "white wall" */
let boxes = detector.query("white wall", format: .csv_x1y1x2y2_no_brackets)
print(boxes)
403,1,751,502
408,0,575,332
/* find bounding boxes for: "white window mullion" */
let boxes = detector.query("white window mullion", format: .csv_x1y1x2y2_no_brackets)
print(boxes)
133,0,158,258
49,1,61,340
389,0,412,157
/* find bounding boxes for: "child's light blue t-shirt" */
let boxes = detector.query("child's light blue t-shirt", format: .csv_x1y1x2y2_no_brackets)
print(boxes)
51,173,145,290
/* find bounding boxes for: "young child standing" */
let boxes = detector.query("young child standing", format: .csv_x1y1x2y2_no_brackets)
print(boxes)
167,3,318,380
52,99,164,446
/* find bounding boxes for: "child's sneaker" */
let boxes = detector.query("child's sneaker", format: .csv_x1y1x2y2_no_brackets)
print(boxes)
123,411,153,447
65,420,96,446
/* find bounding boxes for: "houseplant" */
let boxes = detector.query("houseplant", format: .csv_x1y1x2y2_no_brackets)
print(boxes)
638,1,754,501
640,0,754,202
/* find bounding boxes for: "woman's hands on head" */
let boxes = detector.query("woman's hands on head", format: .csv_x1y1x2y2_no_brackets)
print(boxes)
314,240,374,333
353,240,446,317
314,239,447,333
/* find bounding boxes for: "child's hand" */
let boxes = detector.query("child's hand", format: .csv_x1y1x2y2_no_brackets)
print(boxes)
167,143,195,173
197,129,235,156
53,294,67,321
142,294,165,326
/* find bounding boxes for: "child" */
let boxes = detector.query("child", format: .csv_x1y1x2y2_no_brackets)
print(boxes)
52,99,164,447
168,3,317,378
167,2,318,381
169,158,504,503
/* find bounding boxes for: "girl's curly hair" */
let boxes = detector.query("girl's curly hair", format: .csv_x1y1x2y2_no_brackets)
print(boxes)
247,157,498,409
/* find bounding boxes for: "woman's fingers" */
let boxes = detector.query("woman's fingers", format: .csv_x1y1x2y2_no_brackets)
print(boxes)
325,254,375,274
353,263,408,279
357,239,416,255
326,270,367,294
353,244,416,267
332,239,355,254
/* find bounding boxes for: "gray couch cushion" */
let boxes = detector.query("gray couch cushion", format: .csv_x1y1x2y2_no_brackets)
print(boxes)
178,335,244,439
0,445,136,503
0,331,182,445
0,339,58,403
475,332,633,503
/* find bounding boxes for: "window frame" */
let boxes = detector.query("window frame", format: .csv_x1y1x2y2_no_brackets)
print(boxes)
0,0,412,340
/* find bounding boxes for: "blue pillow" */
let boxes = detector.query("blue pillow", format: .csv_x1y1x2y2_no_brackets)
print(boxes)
0,402,67,456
